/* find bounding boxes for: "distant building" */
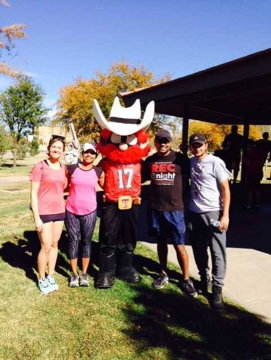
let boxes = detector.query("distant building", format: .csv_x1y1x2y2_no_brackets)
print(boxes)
27,134,34,143
34,126,73,150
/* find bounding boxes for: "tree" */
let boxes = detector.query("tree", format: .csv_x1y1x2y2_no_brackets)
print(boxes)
29,136,39,156
0,0,26,77
187,121,261,152
55,61,171,141
0,76,48,167
0,125,11,162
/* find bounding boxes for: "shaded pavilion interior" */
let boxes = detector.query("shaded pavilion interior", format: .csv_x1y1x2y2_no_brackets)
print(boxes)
122,48,271,181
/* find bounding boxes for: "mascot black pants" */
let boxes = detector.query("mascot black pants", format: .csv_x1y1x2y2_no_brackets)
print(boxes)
99,203,139,256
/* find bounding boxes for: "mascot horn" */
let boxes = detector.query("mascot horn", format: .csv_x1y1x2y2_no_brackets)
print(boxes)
93,96,155,289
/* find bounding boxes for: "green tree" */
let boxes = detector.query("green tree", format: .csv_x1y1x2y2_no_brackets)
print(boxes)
0,76,48,167
55,61,171,141
0,125,12,162
30,136,39,156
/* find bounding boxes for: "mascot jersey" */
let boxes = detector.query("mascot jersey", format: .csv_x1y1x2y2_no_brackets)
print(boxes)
99,158,141,202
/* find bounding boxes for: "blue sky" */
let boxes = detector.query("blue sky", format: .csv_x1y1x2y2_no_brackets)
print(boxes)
1,0,271,118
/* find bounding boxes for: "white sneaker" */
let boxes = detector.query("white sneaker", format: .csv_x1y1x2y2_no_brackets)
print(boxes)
47,275,59,292
38,278,51,295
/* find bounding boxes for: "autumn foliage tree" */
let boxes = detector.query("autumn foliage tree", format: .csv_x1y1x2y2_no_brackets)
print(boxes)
187,121,261,151
55,61,170,141
0,0,26,77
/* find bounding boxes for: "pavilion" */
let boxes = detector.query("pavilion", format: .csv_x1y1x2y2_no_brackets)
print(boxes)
122,48,271,182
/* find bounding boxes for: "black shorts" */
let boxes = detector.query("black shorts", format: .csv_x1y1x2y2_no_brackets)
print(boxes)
40,212,66,224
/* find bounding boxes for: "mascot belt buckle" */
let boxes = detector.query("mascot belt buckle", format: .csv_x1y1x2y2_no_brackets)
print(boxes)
118,196,133,210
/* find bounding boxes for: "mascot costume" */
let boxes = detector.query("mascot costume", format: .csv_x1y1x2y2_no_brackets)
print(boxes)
93,97,154,289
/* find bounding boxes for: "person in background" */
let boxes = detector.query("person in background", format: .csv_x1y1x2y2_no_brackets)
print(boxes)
224,125,244,183
245,140,265,210
30,135,67,294
188,133,231,309
256,132,271,164
214,140,231,171
65,143,104,287
143,129,197,297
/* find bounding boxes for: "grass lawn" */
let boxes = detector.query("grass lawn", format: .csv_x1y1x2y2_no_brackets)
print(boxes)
0,153,47,177
0,178,271,359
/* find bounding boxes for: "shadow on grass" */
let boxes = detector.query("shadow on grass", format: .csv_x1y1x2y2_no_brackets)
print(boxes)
121,280,271,360
0,164,27,168
134,252,185,287
0,229,101,283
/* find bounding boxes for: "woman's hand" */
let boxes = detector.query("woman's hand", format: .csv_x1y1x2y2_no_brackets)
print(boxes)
35,217,44,233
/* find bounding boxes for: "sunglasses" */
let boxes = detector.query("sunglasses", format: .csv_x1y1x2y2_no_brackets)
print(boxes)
83,150,96,155
51,134,65,141
156,138,170,145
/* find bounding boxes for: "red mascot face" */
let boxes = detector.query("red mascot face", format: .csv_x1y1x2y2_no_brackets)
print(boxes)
97,129,150,164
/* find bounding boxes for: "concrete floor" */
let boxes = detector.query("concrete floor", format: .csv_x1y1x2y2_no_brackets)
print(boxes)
139,183,271,323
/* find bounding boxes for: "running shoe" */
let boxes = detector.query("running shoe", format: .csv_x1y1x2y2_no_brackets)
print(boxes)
79,274,89,287
47,274,59,292
38,278,51,295
69,274,79,288
211,285,224,309
180,278,198,298
152,274,169,290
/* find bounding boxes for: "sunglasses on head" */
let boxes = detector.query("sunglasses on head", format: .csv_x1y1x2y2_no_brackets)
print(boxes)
51,134,65,141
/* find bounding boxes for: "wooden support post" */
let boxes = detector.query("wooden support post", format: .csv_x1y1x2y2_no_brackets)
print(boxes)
241,121,250,185
182,102,189,155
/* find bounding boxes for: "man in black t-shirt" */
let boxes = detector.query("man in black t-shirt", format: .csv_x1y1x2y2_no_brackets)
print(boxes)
143,129,197,298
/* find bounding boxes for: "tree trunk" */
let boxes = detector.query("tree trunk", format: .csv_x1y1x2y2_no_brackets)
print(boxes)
13,147,17,168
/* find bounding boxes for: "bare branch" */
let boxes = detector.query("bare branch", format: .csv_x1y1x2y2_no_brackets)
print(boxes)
0,0,11,8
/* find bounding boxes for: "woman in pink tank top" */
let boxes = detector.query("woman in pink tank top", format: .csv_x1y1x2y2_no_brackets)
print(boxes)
65,143,104,288
30,135,67,294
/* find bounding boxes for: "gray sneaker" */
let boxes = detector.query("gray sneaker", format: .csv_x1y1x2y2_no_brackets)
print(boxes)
152,274,169,290
181,278,198,298
69,274,79,288
79,274,89,287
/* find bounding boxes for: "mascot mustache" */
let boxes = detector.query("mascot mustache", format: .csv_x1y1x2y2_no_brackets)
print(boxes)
97,129,150,164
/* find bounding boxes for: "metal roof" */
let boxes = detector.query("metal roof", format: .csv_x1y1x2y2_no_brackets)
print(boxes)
122,48,271,125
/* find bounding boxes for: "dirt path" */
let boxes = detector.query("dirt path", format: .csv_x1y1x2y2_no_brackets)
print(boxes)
0,176,29,186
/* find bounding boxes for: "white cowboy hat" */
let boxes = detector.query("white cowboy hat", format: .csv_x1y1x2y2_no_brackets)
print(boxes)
93,97,155,136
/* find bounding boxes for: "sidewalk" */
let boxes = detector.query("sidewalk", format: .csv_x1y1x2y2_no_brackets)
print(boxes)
141,242,271,324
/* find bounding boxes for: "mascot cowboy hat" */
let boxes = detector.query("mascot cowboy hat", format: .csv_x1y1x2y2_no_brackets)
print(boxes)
93,97,154,136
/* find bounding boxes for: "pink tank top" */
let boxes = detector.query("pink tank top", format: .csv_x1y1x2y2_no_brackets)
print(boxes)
66,164,102,215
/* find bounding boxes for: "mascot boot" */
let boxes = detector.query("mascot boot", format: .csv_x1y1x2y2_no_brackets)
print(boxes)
117,251,141,283
95,252,116,289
